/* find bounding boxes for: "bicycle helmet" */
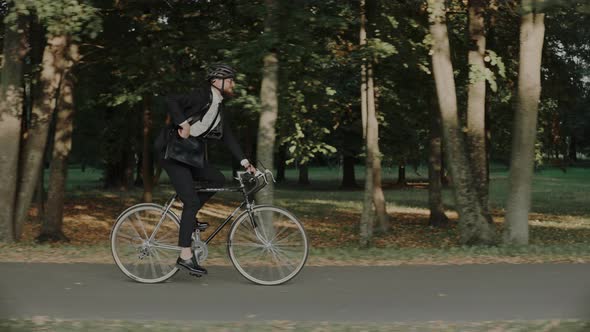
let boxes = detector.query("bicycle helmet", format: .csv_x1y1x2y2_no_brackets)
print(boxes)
206,64,236,81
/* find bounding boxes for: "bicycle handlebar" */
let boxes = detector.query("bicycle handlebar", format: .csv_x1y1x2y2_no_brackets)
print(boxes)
236,165,276,196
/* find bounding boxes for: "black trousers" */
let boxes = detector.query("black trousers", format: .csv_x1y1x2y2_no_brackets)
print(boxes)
160,158,225,247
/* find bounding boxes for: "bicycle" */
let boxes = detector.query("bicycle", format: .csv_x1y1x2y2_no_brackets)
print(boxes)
110,169,309,285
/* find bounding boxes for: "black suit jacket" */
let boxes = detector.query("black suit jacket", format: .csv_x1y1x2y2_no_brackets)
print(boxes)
165,87,212,126
158,86,246,163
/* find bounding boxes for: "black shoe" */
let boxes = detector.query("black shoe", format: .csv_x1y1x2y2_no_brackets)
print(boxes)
176,256,208,275
194,220,209,231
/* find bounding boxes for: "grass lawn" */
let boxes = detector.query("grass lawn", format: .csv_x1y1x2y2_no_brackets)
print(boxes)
1,165,589,265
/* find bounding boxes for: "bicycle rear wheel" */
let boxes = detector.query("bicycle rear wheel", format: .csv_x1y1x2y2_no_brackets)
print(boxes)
227,205,308,285
110,203,180,283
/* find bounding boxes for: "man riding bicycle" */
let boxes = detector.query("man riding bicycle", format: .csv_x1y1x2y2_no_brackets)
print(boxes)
155,64,256,276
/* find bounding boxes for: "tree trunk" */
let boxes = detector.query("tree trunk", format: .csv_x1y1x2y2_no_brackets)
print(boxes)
134,153,143,186
142,95,153,202
14,35,68,240
38,42,79,242
276,144,287,182
341,154,357,189
467,0,492,223
103,108,136,190
504,2,545,245
256,0,279,204
366,56,388,233
359,0,372,247
360,0,389,243
428,0,494,245
429,94,449,227
397,162,406,186
153,164,163,186
256,52,279,204
298,163,309,185
485,13,496,188
360,150,374,248
33,170,45,223
568,135,577,162
0,14,29,242
441,153,450,186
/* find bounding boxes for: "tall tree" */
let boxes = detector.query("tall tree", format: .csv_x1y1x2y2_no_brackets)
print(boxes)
11,0,101,240
13,34,68,239
360,0,390,246
256,0,279,205
141,95,154,202
365,61,389,234
428,93,449,226
0,6,28,243
428,0,495,245
359,0,373,247
466,0,492,222
38,41,80,242
504,0,546,245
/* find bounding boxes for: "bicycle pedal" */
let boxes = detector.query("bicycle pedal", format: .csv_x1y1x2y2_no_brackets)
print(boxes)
190,273,203,278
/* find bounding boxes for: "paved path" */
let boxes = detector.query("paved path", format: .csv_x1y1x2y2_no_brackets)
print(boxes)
1,263,589,322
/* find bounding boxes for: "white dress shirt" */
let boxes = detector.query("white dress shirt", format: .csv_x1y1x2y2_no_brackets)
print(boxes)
180,86,250,168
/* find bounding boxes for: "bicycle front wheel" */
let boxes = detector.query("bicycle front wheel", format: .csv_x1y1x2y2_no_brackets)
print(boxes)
111,203,181,283
228,206,309,285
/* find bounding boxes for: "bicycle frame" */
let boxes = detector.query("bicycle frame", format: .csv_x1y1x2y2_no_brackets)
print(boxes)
147,172,270,252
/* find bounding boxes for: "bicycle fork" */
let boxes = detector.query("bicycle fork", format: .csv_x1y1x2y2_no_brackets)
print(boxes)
246,208,271,245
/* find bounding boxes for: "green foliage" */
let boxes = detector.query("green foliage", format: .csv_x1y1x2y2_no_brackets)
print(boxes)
369,1,432,168
536,98,559,164
366,38,398,59
17,0,585,182
271,0,358,166
281,83,337,165
467,50,507,93
5,0,101,39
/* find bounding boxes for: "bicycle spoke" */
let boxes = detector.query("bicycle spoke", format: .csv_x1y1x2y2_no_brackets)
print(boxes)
230,242,266,248
151,247,173,274
132,260,141,277
270,246,298,270
142,258,149,277
112,205,181,283
270,249,281,269
115,232,138,242
234,228,259,243
275,247,302,264
228,206,309,285
273,229,301,246
234,244,266,260
242,246,269,267
271,252,288,280
122,222,143,242
267,223,291,244
155,231,176,244
147,253,157,278
235,220,258,241
134,214,150,240
258,219,270,243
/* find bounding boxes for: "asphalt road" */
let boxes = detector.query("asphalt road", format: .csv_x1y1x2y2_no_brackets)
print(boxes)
1,263,589,322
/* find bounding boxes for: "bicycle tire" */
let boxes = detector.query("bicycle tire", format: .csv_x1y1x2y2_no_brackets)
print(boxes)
227,205,309,285
110,203,181,283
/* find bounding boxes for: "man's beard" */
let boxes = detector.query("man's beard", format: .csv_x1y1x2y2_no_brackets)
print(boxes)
221,89,234,98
